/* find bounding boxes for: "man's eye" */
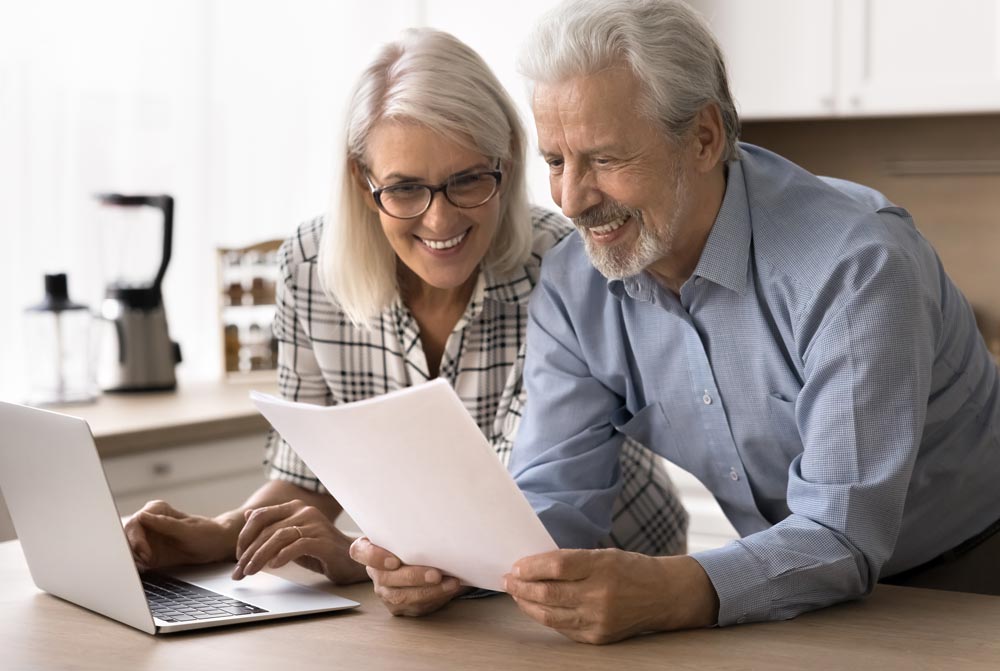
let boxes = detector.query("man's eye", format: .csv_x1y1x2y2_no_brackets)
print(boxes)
547,158,564,170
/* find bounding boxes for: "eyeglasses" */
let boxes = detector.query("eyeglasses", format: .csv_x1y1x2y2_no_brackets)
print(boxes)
365,163,503,219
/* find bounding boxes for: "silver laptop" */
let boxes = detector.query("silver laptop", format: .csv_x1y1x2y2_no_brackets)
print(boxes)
0,401,359,634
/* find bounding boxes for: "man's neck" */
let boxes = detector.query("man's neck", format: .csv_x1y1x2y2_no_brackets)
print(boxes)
647,164,728,296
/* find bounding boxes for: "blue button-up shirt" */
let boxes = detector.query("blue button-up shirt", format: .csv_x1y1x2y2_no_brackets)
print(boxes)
511,143,1000,626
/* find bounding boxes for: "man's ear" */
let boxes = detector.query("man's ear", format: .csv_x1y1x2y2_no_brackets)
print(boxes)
690,103,727,173
350,159,379,213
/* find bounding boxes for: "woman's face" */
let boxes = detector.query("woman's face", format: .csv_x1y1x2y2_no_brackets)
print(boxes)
361,121,502,297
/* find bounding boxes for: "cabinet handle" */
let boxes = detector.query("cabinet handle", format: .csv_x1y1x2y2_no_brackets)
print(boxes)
151,462,172,477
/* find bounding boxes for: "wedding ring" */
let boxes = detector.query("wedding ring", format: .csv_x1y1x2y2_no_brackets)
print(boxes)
293,526,304,539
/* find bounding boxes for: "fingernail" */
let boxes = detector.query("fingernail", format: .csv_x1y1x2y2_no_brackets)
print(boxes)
384,557,400,570
231,567,243,580
424,569,440,584
503,576,510,591
513,566,521,578
444,577,460,590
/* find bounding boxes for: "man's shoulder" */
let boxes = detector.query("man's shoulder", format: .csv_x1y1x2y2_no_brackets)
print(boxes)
740,144,919,290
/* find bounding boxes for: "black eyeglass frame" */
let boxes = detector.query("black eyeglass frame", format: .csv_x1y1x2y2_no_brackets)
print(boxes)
364,162,503,219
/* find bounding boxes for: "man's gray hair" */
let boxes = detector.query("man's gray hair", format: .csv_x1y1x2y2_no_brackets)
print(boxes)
320,28,533,328
519,0,739,161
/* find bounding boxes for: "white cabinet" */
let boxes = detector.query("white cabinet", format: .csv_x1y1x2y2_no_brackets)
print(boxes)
695,0,839,119
693,0,1000,119
102,434,267,518
837,0,1000,115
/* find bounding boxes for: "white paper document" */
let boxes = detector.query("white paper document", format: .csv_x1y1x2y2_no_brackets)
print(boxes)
250,379,557,591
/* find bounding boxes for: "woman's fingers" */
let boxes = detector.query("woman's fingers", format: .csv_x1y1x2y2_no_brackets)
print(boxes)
233,524,303,579
236,501,302,558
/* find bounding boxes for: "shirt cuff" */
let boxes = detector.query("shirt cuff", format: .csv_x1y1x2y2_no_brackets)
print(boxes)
691,541,772,626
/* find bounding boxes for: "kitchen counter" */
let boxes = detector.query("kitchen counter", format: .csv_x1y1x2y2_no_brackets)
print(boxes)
53,380,278,457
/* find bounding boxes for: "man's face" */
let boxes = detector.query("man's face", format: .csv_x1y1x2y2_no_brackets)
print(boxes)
532,67,690,279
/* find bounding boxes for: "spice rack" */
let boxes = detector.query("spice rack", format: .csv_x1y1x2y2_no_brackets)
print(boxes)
217,239,283,380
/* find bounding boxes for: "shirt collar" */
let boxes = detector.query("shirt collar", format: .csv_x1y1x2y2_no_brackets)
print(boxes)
690,158,751,296
607,156,752,300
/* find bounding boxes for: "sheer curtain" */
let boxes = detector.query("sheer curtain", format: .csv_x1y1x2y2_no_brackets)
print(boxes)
0,0,423,400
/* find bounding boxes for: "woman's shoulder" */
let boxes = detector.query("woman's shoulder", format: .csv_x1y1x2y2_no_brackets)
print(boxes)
528,205,574,260
278,215,326,270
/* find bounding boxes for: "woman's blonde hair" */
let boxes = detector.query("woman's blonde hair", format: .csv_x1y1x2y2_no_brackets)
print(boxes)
319,28,533,328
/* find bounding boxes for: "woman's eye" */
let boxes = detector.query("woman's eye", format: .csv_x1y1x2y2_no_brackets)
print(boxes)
386,184,423,195
451,174,482,188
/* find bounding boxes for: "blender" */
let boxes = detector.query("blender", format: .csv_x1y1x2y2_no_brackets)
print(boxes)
94,194,182,392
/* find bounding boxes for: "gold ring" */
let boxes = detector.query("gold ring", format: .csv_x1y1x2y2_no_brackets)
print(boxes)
293,526,304,540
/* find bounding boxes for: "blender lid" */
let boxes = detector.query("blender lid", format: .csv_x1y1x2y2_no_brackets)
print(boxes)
26,274,89,313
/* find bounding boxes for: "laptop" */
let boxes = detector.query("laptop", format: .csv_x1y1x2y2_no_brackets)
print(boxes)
0,401,360,634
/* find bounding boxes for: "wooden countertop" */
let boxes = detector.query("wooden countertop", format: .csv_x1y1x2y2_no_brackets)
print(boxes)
2,540,1000,670
51,380,278,457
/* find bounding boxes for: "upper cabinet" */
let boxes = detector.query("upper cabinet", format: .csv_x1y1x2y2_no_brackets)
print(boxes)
692,0,1000,119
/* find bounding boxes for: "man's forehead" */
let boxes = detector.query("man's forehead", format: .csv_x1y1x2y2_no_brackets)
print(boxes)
532,68,644,152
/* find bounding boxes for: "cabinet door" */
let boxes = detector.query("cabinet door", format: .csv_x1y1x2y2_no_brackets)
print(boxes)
692,0,838,119
838,0,1000,115
102,434,267,517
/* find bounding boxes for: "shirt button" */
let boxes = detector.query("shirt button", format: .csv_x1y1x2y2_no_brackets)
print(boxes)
736,616,747,624
702,391,712,405
694,277,704,286
729,468,740,481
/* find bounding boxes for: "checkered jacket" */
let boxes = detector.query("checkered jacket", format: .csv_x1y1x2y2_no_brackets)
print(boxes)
266,206,688,556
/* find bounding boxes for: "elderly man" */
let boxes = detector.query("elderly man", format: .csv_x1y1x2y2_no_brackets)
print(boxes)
497,0,1000,644
350,0,1000,644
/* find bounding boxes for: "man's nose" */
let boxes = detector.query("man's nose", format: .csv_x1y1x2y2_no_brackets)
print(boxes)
554,168,601,219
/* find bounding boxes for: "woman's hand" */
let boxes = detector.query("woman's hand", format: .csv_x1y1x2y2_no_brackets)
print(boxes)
349,537,466,616
232,499,369,585
124,500,236,571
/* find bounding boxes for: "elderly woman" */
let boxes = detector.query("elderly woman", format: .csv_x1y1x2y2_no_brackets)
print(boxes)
124,28,686,614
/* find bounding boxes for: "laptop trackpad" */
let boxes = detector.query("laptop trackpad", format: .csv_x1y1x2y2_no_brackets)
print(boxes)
164,563,359,613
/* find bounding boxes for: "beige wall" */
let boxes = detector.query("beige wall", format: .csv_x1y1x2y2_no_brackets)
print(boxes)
741,115,1000,359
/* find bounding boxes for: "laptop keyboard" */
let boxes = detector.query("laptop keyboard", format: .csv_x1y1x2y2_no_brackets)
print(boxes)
142,573,269,623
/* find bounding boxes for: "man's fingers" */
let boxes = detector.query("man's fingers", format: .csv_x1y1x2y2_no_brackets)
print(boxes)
349,537,401,570
504,575,581,607
512,549,596,582
374,577,462,614
368,565,444,588
512,597,585,631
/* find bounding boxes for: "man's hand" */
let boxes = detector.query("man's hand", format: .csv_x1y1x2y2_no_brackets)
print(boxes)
124,500,236,571
233,499,368,585
349,537,466,616
503,549,719,644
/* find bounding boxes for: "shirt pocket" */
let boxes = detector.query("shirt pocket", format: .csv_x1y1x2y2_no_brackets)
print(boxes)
610,403,679,464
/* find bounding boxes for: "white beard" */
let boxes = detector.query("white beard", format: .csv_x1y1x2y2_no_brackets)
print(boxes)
578,168,687,280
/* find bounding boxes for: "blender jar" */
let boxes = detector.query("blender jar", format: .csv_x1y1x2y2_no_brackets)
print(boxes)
24,273,98,405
